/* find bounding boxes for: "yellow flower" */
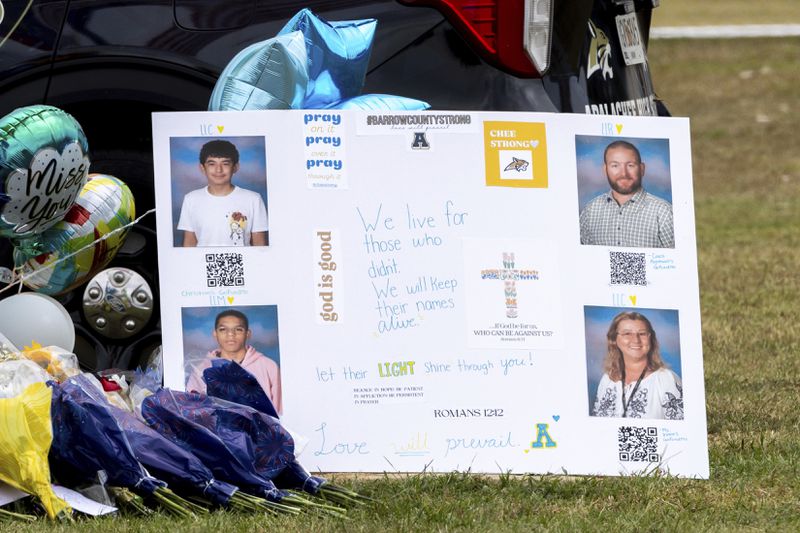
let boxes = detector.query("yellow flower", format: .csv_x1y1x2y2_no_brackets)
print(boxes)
22,343,76,382
0,382,71,519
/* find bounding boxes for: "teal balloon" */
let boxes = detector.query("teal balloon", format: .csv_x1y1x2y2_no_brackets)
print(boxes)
209,31,309,111
331,94,430,111
279,9,377,109
0,105,90,240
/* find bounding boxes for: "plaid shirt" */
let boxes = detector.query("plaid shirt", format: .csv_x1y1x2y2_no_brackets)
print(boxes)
580,188,674,248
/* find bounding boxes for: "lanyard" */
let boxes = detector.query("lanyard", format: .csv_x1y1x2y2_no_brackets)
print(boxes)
621,366,647,418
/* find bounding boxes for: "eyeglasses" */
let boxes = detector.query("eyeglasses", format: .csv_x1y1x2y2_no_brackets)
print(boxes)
216,326,247,336
617,331,651,340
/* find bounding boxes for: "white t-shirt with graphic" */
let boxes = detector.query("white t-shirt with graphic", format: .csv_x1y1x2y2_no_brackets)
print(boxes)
177,186,268,246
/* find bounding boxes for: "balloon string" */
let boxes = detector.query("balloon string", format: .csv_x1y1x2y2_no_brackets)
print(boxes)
0,208,156,297
16,267,23,294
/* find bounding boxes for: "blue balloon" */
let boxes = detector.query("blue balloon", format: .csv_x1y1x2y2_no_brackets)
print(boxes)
209,31,308,111
331,94,431,111
279,9,377,109
0,106,90,240
208,9,430,112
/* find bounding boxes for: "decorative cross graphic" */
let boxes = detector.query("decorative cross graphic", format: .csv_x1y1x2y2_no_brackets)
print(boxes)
480,252,538,318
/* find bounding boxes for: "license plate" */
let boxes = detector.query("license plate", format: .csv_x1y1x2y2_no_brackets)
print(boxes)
615,12,647,66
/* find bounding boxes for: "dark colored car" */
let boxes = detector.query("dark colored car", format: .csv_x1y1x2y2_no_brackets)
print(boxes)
0,0,665,370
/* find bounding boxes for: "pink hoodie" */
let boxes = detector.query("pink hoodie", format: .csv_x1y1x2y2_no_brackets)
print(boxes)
186,345,282,414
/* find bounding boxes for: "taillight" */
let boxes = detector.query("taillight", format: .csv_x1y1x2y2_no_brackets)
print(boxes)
398,0,554,77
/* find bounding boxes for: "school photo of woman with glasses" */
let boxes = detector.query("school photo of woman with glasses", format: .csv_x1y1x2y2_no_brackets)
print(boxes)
591,311,684,420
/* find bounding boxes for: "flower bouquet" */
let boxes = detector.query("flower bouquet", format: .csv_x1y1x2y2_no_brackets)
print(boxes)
142,389,296,511
0,373,71,520
48,378,203,518
66,373,243,509
142,389,344,515
204,360,369,507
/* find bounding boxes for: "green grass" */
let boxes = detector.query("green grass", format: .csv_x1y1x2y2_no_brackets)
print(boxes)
5,36,800,533
653,0,800,26
647,37,800,532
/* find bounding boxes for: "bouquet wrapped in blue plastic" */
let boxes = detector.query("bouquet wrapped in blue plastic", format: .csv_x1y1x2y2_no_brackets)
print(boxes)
75,362,234,507
202,360,367,506
102,397,238,507
49,380,162,494
141,388,311,513
203,358,280,419
48,376,207,517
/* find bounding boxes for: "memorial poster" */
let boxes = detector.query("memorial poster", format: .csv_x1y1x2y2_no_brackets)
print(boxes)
153,110,708,478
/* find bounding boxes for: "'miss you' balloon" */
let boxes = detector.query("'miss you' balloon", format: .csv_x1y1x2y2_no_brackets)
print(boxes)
0,105,90,239
13,174,135,295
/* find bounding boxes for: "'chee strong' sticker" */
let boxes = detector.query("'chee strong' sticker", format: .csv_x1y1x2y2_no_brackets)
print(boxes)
483,121,548,188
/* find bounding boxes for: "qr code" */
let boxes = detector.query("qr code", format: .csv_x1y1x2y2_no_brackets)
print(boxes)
610,251,646,286
205,253,244,287
618,426,659,462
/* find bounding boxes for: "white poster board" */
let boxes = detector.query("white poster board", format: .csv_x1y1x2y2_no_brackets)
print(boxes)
153,110,708,478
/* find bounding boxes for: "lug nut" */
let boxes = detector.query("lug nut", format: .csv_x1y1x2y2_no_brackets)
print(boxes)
88,287,101,299
124,319,136,331
113,271,125,283
95,317,107,328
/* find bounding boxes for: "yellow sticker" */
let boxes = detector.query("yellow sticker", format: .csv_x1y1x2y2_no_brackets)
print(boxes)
483,121,548,188
615,123,623,134
227,296,234,304
217,125,225,133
